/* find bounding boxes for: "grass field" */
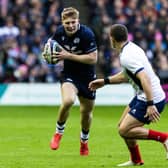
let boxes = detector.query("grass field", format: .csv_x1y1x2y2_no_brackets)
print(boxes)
0,105,168,168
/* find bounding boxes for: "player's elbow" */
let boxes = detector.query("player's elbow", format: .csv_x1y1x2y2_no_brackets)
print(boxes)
90,57,97,64
88,51,97,64
117,73,128,83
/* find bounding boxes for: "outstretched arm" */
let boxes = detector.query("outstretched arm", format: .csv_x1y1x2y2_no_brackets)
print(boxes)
88,71,128,91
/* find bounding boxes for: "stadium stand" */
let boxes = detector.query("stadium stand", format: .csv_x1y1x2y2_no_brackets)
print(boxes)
0,0,168,85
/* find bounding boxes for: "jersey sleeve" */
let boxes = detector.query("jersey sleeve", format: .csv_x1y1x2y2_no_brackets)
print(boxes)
121,55,144,75
82,28,97,54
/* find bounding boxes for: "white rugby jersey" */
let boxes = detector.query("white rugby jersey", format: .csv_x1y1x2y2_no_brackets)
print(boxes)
120,41,165,103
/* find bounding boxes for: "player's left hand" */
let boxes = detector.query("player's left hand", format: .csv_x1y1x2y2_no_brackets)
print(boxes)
144,105,160,122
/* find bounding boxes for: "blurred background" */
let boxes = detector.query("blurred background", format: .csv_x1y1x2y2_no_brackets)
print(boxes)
0,0,168,82
0,0,168,102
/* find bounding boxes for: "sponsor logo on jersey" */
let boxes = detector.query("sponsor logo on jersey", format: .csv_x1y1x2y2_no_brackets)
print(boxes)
74,38,80,44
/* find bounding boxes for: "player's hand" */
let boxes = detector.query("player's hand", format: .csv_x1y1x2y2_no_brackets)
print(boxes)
42,38,54,60
52,49,71,60
144,105,160,122
42,42,51,62
88,79,105,91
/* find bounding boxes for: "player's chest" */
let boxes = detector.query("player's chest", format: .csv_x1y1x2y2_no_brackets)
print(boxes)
60,36,83,54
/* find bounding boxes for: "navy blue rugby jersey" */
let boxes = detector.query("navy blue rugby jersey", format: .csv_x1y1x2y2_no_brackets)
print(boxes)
52,24,97,78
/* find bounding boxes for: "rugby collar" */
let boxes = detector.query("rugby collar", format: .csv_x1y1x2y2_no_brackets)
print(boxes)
121,41,129,52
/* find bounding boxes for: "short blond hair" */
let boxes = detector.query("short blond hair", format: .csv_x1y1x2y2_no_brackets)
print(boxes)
61,7,79,20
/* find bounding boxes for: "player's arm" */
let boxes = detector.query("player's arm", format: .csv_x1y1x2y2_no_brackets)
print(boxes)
54,27,97,64
55,49,97,65
136,70,160,122
88,71,128,91
136,70,153,101
107,71,128,84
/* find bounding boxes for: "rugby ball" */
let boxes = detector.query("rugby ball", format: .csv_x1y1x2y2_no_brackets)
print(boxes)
45,40,62,64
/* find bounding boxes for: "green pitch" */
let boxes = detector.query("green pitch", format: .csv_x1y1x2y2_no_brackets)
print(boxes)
0,105,168,168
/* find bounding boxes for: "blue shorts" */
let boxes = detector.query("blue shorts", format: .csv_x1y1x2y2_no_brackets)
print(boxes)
129,96,166,124
60,75,96,100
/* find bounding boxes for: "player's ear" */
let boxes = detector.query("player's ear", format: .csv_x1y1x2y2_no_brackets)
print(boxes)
109,37,113,46
112,38,116,44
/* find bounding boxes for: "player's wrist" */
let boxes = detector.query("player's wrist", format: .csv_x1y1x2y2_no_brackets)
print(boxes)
104,77,110,85
147,100,154,106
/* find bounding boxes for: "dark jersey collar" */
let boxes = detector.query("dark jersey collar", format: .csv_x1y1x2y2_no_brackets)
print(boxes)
121,41,129,52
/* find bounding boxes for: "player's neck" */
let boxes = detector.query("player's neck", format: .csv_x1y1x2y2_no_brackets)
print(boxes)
120,41,129,52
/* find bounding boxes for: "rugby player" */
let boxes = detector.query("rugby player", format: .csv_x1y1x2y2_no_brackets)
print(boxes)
89,24,167,166
43,7,97,156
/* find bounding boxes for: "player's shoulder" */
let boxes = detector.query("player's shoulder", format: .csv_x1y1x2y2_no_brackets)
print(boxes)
55,25,64,35
122,42,143,56
128,42,144,53
120,42,146,65
79,24,95,37
80,24,93,32
120,42,136,62
52,25,65,41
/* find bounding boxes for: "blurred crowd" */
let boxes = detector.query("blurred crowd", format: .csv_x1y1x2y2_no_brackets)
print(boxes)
0,0,168,83
86,0,168,84
0,0,63,82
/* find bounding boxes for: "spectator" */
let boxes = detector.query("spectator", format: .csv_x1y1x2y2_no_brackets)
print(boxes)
0,0,168,83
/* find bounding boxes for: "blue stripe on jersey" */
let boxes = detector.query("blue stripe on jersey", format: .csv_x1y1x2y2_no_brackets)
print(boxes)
135,67,144,75
85,47,97,54
126,69,143,90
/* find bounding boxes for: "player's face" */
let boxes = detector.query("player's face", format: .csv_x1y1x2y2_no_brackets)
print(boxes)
62,18,79,36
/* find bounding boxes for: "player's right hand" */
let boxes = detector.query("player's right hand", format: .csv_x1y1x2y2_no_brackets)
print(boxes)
88,79,105,91
42,43,49,59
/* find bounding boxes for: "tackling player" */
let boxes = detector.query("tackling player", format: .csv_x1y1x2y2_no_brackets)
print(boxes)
43,7,97,155
89,24,168,166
